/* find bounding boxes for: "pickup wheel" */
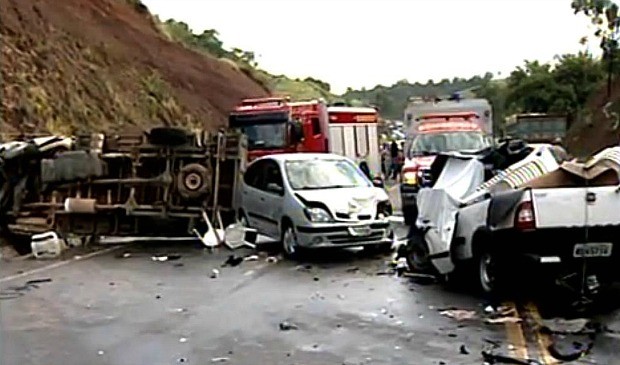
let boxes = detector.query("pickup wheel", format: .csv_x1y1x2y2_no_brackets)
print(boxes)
477,252,499,294
405,228,434,273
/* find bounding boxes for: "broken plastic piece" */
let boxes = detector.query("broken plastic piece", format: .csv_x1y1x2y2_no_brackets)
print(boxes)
279,321,299,331
440,309,477,321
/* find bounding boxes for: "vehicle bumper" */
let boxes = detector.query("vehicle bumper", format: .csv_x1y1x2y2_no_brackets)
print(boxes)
491,226,620,279
295,220,393,248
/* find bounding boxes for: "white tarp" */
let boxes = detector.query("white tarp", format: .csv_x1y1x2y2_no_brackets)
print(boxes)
416,157,485,274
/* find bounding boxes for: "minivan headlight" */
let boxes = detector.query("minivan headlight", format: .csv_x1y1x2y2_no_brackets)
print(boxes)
304,207,333,222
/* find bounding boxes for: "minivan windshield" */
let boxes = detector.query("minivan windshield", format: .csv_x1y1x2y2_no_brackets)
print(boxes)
285,159,371,190
407,131,489,157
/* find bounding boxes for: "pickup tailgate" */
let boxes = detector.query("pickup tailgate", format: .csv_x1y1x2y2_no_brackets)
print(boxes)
530,188,587,228
585,185,620,226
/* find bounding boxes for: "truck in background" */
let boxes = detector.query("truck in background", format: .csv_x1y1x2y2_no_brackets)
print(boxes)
228,97,328,161
404,94,493,135
229,97,383,180
503,113,568,144
400,97,494,225
327,105,382,178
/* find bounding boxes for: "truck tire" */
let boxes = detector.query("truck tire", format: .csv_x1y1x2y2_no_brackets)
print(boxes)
476,252,498,294
147,127,189,147
176,163,211,200
405,227,434,273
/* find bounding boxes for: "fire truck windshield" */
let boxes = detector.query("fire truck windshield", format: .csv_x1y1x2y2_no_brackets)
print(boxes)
407,131,489,157
241,122,287,150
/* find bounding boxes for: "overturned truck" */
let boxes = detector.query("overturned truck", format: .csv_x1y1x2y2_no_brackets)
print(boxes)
0,127,246,245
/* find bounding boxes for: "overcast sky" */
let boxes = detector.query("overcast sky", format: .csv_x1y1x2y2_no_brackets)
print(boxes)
142,0,598,94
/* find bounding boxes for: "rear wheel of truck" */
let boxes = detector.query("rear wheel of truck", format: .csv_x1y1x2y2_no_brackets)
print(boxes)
476,252,499,294
405,228,434,273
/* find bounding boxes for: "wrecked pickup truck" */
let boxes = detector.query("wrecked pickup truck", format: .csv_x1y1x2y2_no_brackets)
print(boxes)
0,127,246,250
404,139,620,296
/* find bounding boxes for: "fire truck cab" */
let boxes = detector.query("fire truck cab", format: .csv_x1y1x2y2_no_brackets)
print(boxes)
228,97,329,161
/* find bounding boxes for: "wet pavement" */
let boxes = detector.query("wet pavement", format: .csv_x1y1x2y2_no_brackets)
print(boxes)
1,184,619,364
1,238,619,365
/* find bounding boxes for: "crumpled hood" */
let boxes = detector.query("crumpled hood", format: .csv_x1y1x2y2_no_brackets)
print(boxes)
295,187,389,219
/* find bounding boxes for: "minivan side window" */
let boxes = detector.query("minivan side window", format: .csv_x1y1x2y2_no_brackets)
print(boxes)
262,160,284,194
243,160,264,188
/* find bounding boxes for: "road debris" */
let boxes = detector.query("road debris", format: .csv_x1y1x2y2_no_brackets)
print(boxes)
97,350,104,356
402,272,438,285
485,317,522,325
0,278,53,300
211,357,230,363
179,337,188,343
481,350,542,365
266,256,279,263
222,255,243,267
279,321,299,331
243,254,259,261
440,309,477,321
210,269,220,278
296,264,313,272
459,344,470,355
540,318,590,334
151,254,182,262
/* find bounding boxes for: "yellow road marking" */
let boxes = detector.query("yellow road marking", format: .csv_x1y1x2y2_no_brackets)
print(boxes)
524,302,557,365
502,301,530,359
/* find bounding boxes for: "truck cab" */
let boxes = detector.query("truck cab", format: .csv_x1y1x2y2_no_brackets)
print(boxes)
229,97,329,161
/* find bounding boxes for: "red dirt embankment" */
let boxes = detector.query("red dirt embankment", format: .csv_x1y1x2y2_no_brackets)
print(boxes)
566,79,620,157
0,0,269,134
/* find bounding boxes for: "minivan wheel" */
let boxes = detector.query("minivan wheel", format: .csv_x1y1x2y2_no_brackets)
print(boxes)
282,225,298,258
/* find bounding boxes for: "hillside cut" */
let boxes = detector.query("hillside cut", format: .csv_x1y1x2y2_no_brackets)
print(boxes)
0,0,269,135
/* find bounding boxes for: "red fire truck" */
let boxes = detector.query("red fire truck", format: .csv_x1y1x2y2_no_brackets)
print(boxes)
229,98,382,179
228,97,329,161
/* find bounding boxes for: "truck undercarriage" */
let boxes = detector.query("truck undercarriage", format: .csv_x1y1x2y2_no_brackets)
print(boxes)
1,128,246,245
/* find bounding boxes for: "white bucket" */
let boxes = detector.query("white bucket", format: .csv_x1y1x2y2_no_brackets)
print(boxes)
31,231,65,259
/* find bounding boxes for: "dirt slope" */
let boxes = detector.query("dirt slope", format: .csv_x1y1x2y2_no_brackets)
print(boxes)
566,79,620,157
0,0,269,135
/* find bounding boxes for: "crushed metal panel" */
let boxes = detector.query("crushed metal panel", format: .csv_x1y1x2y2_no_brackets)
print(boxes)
416,157,485,274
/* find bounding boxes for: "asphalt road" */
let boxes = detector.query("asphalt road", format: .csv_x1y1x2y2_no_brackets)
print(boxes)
0,184,618,365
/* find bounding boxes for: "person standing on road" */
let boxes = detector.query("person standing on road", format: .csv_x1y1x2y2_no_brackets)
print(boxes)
389,140,398,180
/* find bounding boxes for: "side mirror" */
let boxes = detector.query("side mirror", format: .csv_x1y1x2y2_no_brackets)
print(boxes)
266,183,284,194
289,121,304,144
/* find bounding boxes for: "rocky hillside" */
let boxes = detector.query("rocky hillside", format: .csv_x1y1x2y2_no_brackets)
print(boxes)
0,0,269,135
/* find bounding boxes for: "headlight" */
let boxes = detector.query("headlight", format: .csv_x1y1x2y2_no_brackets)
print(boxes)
402,171,417,185
304,207,333,222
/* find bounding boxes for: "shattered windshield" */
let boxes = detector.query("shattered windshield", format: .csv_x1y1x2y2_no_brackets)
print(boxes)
285,159,371,190
407,131,489,157
241,123,287,150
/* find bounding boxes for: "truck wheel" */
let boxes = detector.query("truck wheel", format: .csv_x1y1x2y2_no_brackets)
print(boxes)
477,252,499,294
176,163,212,199
402,204,418,226
405,228,434,273
147,127,189,146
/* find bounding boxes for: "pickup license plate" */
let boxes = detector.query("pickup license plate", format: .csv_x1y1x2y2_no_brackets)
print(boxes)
348,226,372,237
573,243,613,258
